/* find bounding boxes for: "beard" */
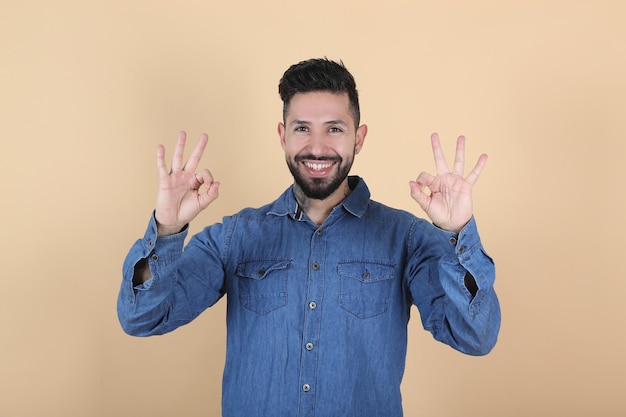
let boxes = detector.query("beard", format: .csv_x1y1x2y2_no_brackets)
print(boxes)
286,152,355,200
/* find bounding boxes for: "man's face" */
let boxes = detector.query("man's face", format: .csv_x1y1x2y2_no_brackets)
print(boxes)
278,91,367,200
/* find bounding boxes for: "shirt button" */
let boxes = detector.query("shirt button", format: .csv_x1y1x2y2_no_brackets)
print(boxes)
458,246,465,253
306,342,314,351
449,237,457,245
151,254,159,261
309,301,317,310
316,229,323,236
302,384,311,392
312,262,320,270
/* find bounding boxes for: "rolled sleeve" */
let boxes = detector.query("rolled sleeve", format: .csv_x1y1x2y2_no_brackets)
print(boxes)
411,217,500,355
117,213,188,334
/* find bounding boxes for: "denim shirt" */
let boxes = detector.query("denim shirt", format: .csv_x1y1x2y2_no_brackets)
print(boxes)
117,176,500,417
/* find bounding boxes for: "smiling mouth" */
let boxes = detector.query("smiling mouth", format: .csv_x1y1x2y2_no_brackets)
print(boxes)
304,161,334,171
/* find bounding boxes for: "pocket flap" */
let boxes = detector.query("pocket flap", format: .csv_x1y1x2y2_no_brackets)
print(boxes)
337,261,394,283
237,259,291,280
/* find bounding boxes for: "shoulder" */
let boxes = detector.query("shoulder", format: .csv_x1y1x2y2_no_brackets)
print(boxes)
365,199,424,225
235,201,281,220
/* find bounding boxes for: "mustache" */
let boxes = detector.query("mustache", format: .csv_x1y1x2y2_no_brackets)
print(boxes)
295,154,341,162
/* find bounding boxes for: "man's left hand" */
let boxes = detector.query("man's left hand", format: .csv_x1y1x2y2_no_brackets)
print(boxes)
409,133,488,234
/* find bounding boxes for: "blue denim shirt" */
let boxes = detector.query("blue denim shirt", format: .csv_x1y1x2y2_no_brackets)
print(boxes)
118,176,500,417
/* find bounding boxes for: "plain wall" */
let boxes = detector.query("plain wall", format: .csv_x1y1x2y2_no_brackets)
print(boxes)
1,1,625,416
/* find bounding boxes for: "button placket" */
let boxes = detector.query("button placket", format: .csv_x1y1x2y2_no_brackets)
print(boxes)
297,227,325,414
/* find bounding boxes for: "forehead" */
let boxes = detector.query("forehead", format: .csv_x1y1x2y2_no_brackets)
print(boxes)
286,91,353,124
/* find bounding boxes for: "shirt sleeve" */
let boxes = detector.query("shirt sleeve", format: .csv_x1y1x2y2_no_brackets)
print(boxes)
406,217,501,355
116,213,225,336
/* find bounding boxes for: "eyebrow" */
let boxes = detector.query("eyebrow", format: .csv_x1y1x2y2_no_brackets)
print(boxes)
290,119,349,127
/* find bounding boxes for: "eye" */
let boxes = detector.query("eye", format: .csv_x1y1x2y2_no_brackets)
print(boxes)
294,126,309,133
329,126,343,133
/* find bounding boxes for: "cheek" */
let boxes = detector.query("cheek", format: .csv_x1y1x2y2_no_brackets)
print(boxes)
339,143,357,158
283,142,302,159
284,137,308,151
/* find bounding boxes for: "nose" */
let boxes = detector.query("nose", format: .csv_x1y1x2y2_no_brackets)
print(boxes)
307,131,329,156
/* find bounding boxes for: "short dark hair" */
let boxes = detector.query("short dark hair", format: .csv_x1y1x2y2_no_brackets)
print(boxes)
278,58,360,127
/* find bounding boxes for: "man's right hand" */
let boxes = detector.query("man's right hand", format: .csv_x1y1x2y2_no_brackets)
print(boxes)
155,131,220,236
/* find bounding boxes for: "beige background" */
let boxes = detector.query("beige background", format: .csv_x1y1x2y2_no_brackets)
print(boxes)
1,1,625,416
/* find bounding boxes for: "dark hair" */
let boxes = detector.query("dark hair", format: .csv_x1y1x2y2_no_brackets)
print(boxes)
278,58,360,127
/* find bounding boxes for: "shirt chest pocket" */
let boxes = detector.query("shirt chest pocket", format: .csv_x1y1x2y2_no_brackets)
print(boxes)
338,261,395,319
236,259,291,315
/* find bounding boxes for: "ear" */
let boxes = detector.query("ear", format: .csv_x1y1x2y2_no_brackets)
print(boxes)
278,122,286,150
355,124,368,154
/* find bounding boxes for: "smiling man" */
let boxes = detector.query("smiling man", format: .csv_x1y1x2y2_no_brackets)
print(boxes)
117,58,501,417
279,89,367,223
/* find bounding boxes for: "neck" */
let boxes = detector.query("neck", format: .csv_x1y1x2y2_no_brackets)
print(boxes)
294,179,352,226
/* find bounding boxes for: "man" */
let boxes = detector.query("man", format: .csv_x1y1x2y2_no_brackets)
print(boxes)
118,58,500,417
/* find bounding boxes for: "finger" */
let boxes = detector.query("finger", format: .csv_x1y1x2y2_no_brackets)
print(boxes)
183,133,209,172
409,181,431,211
452,135,466,176
192,167,214,189
196,169,220,210
171,131,187,172
156,144,169,179
430,133,450,174
465,153,488,186
415,171,435,189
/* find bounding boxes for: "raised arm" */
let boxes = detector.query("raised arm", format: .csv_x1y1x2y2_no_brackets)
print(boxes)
408,134,499,354
133,131,220,285
409,133,487,233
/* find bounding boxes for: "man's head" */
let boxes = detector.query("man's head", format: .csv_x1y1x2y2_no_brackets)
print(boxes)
278,58,360,129
278,58,367,202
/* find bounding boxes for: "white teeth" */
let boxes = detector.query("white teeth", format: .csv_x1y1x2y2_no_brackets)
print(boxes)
305,162,332,171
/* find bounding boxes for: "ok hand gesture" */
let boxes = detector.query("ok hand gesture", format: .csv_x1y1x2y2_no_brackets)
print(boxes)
409,133,487,234
155,131,220,236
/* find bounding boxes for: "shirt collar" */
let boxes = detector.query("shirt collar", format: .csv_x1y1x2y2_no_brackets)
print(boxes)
267,175,371,220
